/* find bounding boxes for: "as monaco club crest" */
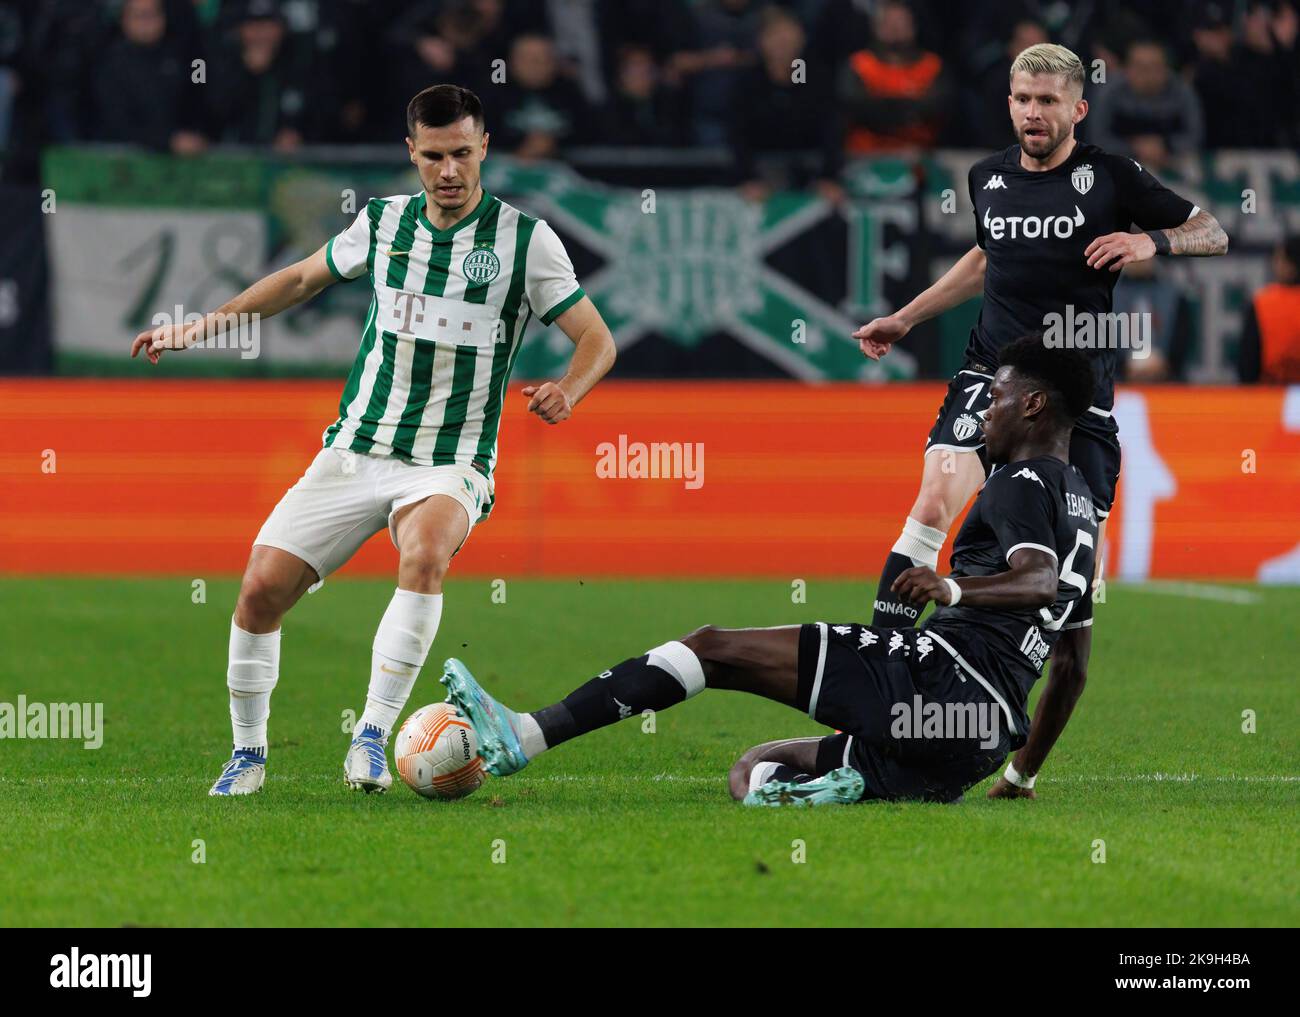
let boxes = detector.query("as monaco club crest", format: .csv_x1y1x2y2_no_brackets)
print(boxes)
1072,164,1094,195
953,413,980,442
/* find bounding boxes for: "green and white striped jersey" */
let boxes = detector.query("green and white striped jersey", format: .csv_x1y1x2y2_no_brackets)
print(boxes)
321,189,584,515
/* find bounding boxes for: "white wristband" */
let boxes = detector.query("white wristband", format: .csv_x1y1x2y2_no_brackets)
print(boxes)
943,577,962,605
1004,762,1036,789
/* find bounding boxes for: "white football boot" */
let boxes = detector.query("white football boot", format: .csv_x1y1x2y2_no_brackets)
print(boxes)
343,725,392,793
209,751,266,796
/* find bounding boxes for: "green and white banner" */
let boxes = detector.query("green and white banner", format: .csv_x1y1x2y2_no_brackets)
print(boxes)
42,146,1297,380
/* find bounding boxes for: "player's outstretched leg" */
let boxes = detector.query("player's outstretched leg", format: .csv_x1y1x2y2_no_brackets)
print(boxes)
440,658,531,775
743,767,865,807
444,626,812,782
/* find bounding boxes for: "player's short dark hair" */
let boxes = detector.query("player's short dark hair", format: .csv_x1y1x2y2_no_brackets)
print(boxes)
998,334,1095,423
406,84,484,137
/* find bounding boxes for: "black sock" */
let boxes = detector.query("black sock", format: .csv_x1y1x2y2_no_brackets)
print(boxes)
532,654,688,749
872,551,924,626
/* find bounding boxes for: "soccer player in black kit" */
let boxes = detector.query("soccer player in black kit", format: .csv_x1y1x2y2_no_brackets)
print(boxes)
441,337,1100,806
854,43,1227,798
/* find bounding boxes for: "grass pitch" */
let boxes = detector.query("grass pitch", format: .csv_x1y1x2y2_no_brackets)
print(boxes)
0,577,1295,927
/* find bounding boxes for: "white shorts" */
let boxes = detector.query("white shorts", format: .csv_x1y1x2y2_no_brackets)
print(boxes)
254,447,492,585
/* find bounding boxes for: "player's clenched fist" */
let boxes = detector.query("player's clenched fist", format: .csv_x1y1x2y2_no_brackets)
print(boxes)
853,313,909,360
891,565,951,607
522,381,573,425
130,322,200,365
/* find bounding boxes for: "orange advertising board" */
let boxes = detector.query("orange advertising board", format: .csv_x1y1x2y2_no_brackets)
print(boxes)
1,381,1297,582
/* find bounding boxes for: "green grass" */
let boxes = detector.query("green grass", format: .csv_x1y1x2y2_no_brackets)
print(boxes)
0,577,1296,927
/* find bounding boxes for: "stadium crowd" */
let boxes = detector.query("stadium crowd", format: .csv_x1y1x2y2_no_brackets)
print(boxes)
2,0,1298,175
1,0,1298,382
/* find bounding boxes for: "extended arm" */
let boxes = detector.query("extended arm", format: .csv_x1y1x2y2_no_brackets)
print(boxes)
521,295,617,424
131,245,337,363
855,245,986,358
891,546,1058,612
1086,209,1229,271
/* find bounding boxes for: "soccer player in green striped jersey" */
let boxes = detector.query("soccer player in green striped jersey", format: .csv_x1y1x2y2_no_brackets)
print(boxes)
130,85,616,797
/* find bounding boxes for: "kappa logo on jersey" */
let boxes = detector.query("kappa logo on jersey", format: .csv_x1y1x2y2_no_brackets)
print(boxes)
983,204,1085,240
858,629,879,649
983,175,1007,190
1071,163,1094,195
1011,466,1045,488
953,412,981,442
463,246,501,285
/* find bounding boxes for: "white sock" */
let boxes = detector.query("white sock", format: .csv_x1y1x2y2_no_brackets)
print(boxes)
358,589,442,737
891,516,947,568
518,713,548,758
227,620,280,757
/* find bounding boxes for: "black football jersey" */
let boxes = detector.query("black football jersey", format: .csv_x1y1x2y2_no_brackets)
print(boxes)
922,456,1100,740
966,141,1196,413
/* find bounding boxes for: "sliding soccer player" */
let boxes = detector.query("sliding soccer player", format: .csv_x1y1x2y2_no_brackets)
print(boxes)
131,85,616,796
443,337,1099,805
854,44,1227,798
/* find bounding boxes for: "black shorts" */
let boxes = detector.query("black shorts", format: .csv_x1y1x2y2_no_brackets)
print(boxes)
796,623,1012,803
926,361,1123,518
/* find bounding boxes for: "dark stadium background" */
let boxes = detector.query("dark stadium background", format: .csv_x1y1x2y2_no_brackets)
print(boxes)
1,0,1298,582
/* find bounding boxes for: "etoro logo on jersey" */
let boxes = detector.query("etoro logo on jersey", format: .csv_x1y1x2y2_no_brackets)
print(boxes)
983,205,1085,240
463,246,501,285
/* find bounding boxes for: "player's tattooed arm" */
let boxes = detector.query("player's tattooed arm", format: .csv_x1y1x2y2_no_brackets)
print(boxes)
1159,208,1230,256
1086,209,1229,272
892,549,1057,611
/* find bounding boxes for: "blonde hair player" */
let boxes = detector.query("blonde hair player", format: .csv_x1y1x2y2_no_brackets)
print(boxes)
852,43,1227,798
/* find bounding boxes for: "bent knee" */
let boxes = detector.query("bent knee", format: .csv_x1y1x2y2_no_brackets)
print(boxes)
398,543,452,587
236,571,296,627
682,624,736,664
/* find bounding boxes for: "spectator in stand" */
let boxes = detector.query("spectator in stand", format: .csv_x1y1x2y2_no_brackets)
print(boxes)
1239,235,1300,383
840,0,950,153
1238,0,1300,147
492,33,590,159
206,0,307,151
386,0,500,120
671,0,761,146
1087,38,1202,171
600,44,686,146
964,17,1049,149
1189,1,1298,148
732,6,843,201
91,0,207,153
